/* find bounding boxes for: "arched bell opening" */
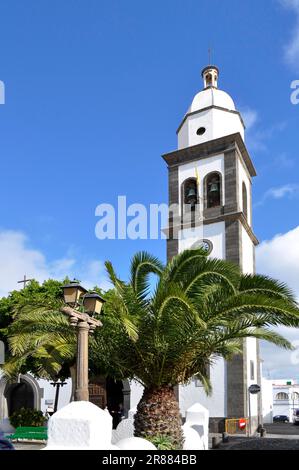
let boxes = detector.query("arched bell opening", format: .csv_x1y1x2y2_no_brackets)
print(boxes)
204,172,222,209
181,178,199,227
242,182,248,221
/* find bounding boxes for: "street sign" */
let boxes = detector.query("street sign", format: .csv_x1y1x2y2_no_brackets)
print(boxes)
248,384,261,394
238,418,247,431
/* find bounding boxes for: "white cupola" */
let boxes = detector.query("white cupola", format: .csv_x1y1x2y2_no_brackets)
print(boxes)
177,65,245,150
202,65,219,88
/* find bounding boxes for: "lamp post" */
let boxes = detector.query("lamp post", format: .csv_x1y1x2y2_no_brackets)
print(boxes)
50,379,67,412
61,281,105,402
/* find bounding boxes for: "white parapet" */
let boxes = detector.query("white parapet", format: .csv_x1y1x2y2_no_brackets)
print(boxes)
44,401,113,450
117,437,156,450
112,417,135,444
182,423,204,450
184,402,209,450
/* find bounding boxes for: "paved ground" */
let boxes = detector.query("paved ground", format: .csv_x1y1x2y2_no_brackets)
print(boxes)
264,423,299,436
217,436,299,450
12,442,46,450
213,424,299,450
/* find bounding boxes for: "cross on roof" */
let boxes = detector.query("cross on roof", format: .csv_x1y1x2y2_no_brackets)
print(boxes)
17,275,33,289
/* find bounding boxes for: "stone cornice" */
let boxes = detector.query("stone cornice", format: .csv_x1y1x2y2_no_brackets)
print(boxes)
162,133,257,177
176,105,246,135
166,210,259,246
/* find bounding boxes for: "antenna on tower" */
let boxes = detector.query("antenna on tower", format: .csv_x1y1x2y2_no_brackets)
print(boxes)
208,46,212,65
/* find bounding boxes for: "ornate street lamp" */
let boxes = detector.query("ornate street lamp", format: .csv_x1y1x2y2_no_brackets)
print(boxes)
83,292,105,316
61,282,105,402
62,281,87,307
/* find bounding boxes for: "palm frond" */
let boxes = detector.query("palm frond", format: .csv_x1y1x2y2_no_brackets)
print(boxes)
130,251,164,299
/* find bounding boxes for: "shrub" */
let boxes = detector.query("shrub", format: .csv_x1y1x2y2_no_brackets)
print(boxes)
10,407,46,428
145,434,178,450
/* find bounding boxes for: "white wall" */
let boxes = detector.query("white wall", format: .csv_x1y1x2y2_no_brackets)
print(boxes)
238,157,252,226
261,380,299,422
129,380,144,411
241,226,254,275
179,358,226,418
179,222,225,260
37,378,72,413
272,385,293,421
178,108,244,150
261,378,273,424
246,338,259,419
240,225,258,420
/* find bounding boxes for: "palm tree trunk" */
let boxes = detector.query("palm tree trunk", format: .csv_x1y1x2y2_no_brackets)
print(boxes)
134,385,184,449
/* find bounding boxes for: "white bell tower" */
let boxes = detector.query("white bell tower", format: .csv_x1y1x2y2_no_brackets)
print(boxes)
163,65,261,433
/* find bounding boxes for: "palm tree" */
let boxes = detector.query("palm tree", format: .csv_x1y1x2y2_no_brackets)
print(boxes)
3,304,77,390
97,248,299,448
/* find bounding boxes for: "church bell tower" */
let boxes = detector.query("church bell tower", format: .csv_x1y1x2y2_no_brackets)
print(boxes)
162,65,261,432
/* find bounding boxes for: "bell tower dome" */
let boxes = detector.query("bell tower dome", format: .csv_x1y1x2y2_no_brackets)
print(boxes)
177,65,245,149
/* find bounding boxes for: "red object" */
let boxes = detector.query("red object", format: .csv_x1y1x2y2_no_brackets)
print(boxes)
238,418,246,430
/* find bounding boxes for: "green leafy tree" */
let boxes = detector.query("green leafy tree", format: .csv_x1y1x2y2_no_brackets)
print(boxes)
2,280,109,387
0,279,75,380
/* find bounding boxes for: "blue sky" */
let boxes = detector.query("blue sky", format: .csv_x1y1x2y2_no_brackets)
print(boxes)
0,0,299,378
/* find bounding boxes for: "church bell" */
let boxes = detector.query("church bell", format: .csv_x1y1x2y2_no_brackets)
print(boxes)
209,182,219,192
186,187,197,204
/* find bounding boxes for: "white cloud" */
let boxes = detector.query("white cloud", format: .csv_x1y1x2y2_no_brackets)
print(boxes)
274,153,295,169
241,108,259,131
280,0,299,69
261,326,299,379
257,225,299,297
267,184,299,198
255,183,299,206
239,107,289,158
256,226,299,379
0,229,110,297
246,121,287,153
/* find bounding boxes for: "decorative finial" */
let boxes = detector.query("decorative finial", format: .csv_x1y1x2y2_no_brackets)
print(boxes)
201,64,219,89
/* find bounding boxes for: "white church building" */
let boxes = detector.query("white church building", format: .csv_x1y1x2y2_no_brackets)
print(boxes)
262,378,299,423
0,65,262,434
